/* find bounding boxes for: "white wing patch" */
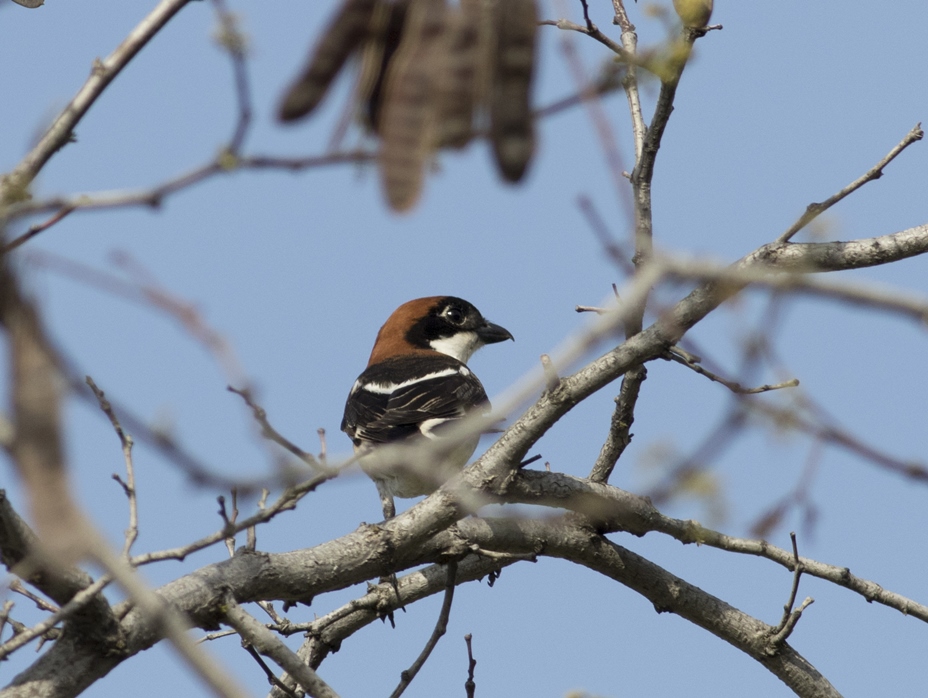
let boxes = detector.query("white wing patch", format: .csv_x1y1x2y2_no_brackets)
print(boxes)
417,417,453,438
362,367,462,395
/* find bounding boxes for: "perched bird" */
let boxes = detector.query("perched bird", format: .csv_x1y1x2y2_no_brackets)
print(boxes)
341,296,513,519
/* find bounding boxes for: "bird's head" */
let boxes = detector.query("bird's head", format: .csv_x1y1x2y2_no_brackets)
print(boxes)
367,296,513,366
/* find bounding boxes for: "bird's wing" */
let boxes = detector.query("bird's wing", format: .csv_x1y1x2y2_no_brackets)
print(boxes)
342,356,489,445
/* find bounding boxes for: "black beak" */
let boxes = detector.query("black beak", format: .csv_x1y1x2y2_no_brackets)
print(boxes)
477,321,514,345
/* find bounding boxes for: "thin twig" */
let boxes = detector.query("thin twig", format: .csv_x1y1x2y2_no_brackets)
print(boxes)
0,576,111,661
768,597,814,650
86,377,139,558
576,194,634,275
657,518,928,623
8,579,59,613
464,634,477,698
578,0,594,31
749,442,822,539
764,533,814,648
2,151,374,246
389,561,458,698
247,488,269,552
768,533,807,636
552,4,634,218
2,207,75,253
750,398,928,485
199,628,239,643
243,645,299,698
539,18,633,62
783,534,803,621
665,349,800,395
777,123,924,243
228,386,322,470
589,364,647,482
210,0,253,154
532,63,626,121
130,470,338,566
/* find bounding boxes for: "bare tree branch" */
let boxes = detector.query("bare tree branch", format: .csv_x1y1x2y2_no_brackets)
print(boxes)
768,532,814,647
8,446,922,697
269,556,512,698
539,18,631,60
129,471,337,566
665,348,800,395
463,633,477,698
457,517,842,698
223,600,340,698
228,387,323,471
0,492,119,652
85,377,139,558
777,123,924,243
1,151,375,250
209,0,253,154
0,577,111,662
498,470,928,622
0,0,197,202
589,364,647,482
389,560,457,698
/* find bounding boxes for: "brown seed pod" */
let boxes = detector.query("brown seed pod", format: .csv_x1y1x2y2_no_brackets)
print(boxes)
433,2,481,149
378,0,448,211
278,0,379,122
489,0,538,183
357,0,410,133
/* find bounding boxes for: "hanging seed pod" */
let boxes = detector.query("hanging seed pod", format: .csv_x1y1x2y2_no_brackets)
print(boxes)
378,0,448,211
357,0,410,134
434,2,481,148
489,0,537,182
278,0,380,122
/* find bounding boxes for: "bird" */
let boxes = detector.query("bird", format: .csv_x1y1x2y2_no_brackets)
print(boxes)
341,296,513,519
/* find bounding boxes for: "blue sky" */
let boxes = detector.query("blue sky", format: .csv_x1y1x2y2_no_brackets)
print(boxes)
2,1,928,696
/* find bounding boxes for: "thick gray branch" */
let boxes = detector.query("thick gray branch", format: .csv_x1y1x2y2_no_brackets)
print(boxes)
0,491,117,637
454,517,842,698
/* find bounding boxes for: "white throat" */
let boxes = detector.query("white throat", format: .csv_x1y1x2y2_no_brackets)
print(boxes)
429,331,481,364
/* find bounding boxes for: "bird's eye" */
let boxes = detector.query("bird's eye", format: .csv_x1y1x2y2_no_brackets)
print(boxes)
444,306,465,325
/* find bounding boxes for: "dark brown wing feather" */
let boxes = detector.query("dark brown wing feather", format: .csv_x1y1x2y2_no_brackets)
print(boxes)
342,355,489,445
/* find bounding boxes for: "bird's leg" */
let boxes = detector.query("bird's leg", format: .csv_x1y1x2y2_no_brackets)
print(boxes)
376,479,396,520
374,479,402,601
